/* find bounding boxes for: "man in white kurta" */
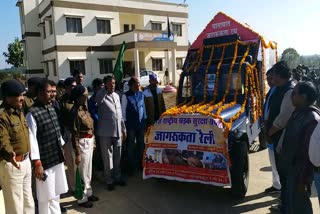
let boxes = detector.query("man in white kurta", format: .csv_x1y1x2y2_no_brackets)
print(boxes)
27,114,68,214
26,79,68,214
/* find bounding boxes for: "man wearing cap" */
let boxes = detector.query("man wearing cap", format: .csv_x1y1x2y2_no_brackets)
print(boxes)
143,73,166,128
70,85,99,208
60,77,77,192
0,79,35,214
23,77,41,115
26,79,68,214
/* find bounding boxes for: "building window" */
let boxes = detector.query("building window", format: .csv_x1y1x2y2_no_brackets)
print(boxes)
151,23,162,31
176,58,183,70
69,60,85,75
152,58,163,71
43,26,46,39
97,19,111,34
99,59,113,74
48,20,53,35
66,17,82,33
131,24,135,30
52,60,57,76
124,24,130,32
172,24,182,36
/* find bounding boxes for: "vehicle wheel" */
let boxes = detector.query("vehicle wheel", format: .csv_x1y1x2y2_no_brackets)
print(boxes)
258,131,267,150
230,140,249,198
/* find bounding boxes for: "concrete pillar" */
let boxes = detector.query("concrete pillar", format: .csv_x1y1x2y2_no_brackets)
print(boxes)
134,48,140,79
171,48,177,86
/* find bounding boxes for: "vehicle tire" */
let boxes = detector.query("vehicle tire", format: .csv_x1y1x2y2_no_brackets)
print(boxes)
230,140,249,198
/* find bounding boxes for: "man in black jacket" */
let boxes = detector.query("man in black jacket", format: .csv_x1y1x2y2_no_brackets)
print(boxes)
280,81,320,213
267,61,296,212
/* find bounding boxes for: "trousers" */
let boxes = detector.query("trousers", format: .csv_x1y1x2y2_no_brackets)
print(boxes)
314,171,320,205
268,147,281,189
38,195,60,214
78,137,94,203
63,130,75,191
100,137,122,184
127,128,145,172
0,158,34,214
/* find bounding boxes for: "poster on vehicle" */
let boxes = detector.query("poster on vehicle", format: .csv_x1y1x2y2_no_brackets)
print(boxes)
143,114,231,186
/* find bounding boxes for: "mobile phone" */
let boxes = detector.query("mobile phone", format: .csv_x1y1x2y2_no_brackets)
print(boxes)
41,173,48,181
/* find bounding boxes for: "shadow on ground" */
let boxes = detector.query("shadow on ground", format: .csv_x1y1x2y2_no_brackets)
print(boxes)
61,174,279,214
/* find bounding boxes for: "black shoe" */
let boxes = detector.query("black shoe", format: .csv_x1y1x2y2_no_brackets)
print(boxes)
88,195,99,202
60,205,67,213
107,183,115,191
269,204,281,212
78,201,93,208
115,180,127,186
264,186,281,193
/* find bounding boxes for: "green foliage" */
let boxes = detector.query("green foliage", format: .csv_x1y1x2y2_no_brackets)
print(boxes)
0,70,26,84
281,48,320,69
299,55,320,68
280,48,300,69
3,38,24,68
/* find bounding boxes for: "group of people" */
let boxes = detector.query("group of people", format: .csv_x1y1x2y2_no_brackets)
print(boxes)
262,61,320,213
0,70,166,214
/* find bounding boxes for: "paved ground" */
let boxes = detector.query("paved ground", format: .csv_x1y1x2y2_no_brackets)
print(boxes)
61,148,319,214
3,147,310,214
1,148,319,213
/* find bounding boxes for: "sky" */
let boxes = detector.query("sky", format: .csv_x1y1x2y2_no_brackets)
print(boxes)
0,0,319,68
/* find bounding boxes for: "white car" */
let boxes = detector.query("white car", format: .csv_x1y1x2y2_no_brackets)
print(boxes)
122,70,161,92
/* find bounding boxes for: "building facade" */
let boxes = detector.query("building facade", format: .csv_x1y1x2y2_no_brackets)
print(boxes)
17,0,189,86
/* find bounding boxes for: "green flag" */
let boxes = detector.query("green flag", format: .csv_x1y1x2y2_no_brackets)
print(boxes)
74,167,83,200
114,41,126,85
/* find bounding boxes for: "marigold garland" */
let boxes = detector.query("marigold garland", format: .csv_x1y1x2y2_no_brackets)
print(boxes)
261,43,267,98
162,40,267,143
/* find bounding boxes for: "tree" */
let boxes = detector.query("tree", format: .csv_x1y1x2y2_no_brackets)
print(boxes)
3,38,24,68
280,48,300,69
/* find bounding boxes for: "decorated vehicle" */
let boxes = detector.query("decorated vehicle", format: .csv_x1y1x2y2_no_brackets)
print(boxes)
143,12,278,198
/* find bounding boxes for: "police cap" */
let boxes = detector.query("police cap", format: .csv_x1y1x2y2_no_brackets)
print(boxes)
70,85,86,101
1,79,26,97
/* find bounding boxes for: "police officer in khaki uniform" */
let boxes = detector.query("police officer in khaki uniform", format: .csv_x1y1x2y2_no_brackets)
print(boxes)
23,77,41,115
60,77,77,191
70,85,99,208
0,79,34,214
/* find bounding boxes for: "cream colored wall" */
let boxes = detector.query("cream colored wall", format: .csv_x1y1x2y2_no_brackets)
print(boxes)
112,31,136,46
53,7,119,46
20,0,43,71
40,9,55,50
119,13,144,32
143,15,188,46
24,37,43,71
57,0,188,14
38,0,50,12
56,51,115,86
22,0,40,32
18,4,25,34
